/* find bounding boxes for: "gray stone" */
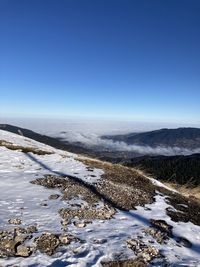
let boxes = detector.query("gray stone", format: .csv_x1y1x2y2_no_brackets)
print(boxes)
16,245,31,257
35,233,60,255
8,218,22,225
49,194,60,200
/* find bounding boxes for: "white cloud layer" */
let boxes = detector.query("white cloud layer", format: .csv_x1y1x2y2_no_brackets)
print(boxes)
58,132,200,156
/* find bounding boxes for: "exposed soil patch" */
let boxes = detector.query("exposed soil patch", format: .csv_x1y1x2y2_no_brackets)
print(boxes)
59,204,116,221
0,227,34,258
0,140,52,155
31,168,156,211
126,239,160,263
158,187,200,226
34,233,60,256
150,219,173,237
142,219,174,245
79,157,153,187
0,226,79,259
31,157,200,224
79,157,200,224
73,157,156,209
31,175,100,205
96,180,153,210
143,227,168,244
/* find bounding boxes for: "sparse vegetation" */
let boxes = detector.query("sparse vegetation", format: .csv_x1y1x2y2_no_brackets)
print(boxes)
79,156,200,226
124,154,200,186
0,140,52,155
78,156,156,209
164,183,200,201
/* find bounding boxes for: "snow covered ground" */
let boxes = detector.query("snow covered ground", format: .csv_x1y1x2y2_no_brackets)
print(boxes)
0,130,200,266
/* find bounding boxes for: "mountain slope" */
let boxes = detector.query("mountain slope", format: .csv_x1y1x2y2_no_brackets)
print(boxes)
123,154,200,186
0,123,92,154
0,129,200,266
104,127,200,149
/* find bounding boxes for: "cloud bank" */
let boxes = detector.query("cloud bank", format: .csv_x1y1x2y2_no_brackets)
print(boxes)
57,131,200,156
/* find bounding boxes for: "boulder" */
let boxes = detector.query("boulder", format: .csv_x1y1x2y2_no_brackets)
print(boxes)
34,233,60,255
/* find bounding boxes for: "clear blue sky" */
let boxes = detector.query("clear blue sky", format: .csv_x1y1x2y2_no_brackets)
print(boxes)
0,0,200,123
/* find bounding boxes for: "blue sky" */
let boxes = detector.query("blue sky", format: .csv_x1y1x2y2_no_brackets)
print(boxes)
0,0,200,123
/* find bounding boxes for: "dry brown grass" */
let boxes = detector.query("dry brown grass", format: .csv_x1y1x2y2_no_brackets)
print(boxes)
0,140,52,155
77,156,156,210
77,155,146,184
164,182,200,201
77,155,200,225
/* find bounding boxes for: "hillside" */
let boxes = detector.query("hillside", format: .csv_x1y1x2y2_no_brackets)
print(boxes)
123,154,200,186
0,129,200,266
104,127,200,149
0,124,93,155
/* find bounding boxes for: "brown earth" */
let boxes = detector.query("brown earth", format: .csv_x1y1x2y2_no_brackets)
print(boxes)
0,140,52,155
78,156,200,226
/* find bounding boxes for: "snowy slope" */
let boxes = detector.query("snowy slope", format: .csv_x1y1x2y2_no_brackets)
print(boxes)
0,130,200,267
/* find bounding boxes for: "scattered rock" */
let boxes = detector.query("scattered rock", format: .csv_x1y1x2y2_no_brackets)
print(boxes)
14,227,27,235
49,194,60,200
71,203,82,208
150,219,173,237
0,226,77,259
26,225,38,234
80,158,156,210
59,233,79,245
34,233,60,255
61,220,70,226
144,207,151,211
31,175,99,205
93,238,107,244
59,204,116,221
14,234,28,243
143,228,168,244
142,246,159,262
86,167,94,172
127,239,146,253
8,218,22,225
0,239,19,257
31,176,66,189
127,239,159,263
73,221,86,228
16,245,31,257
162,192,200,226
40,203,48,207
59,234,71,245
0,228,34,258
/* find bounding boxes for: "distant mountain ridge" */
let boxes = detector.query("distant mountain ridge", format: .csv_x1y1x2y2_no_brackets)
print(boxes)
0,124,90,154
103,127,200,149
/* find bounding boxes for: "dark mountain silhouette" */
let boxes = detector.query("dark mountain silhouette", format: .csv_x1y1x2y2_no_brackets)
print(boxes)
103,127,200,149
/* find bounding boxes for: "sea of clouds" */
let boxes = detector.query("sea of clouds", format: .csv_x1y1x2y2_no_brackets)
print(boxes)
56,131,200,156
1,116,200,156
